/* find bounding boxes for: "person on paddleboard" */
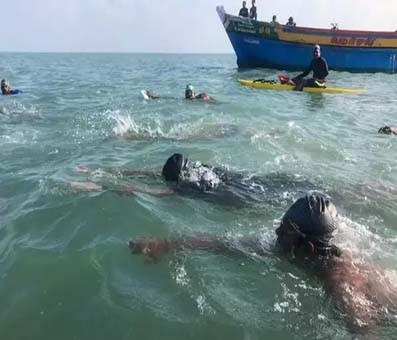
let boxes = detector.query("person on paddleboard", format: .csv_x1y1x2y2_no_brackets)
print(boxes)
292,45,329,91
129,192,397,334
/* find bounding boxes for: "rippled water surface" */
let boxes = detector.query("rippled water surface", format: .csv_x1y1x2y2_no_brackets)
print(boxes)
1,53,397,339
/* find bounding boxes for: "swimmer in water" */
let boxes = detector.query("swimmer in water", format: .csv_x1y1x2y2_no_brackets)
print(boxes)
142,90,160,99
129,193,397,334
378,126,397,135
71,153,316,207
1,79,21,95
142,84,214,101
184,84,214,101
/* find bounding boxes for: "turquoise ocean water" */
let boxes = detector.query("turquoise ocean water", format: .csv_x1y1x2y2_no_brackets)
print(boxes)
1,53,397,339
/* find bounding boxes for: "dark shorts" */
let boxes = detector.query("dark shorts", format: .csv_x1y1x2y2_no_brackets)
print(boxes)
294,78,325,91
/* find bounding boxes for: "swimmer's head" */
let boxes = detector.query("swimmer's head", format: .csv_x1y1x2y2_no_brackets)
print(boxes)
1,79,9,94
162,153,189,182
378,126,393,135
185,84,195,99
1,79,6,88
276,193,341,258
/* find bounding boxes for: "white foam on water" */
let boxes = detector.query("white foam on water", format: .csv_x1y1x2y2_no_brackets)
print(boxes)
0,130,39,145
110,112,164,139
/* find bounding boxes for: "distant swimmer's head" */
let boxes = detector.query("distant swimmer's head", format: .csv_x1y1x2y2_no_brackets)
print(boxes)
185,84,195,99
313,44,321,58
1,79,10,94
276,193,341,258
378,126,396,135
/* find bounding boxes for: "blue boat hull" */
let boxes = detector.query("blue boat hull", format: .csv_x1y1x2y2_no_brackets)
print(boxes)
228,32,397,73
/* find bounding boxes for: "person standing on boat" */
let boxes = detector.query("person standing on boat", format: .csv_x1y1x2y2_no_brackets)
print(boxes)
292,44,329,91
249,0,257,20
270,15,280,26
239,1,249,18
286,16,296,27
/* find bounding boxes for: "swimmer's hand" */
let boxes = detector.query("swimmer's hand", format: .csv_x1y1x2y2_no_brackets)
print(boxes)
129,238,171,262
74,166,93,174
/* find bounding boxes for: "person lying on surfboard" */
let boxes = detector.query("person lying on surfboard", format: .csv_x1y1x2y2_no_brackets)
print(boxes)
291,45,329,91
378,126,397,135
141,85,214,101
129,193,397,334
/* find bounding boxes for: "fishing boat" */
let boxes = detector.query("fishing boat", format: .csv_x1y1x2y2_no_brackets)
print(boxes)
216,6,397,73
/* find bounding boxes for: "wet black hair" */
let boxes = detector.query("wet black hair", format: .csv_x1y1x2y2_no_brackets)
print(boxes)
276,193,341,257
162,153,186,182
378,126,392,134
1,79,7,94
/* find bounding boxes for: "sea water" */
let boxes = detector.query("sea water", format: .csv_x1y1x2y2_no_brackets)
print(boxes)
1,53,397,339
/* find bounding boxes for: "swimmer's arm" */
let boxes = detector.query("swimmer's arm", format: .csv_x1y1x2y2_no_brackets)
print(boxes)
69,181,175,197
74,166,159,177
129,235,262,261
112,169,159,177
326,262,377,333
110,185,175,197
331,287,377,333
129,235,230,261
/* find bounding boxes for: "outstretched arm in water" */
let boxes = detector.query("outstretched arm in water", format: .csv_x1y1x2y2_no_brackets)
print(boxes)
69,181,175,197
128,235,263,262
74,166,159,177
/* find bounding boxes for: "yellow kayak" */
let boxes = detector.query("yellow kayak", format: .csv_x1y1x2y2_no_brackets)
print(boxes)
238,79,365,94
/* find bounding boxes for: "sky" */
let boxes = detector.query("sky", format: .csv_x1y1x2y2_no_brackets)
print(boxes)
1,0,397,53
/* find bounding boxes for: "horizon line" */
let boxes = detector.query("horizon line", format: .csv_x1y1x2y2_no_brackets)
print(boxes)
0,51,234,55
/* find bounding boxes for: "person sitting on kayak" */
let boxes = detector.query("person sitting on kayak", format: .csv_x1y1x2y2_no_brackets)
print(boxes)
239,1,249,18
129,193,397,333
185,84,214,101
71,153,316,207
292,45,329,91
378,126,397,135
1,79,21,95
